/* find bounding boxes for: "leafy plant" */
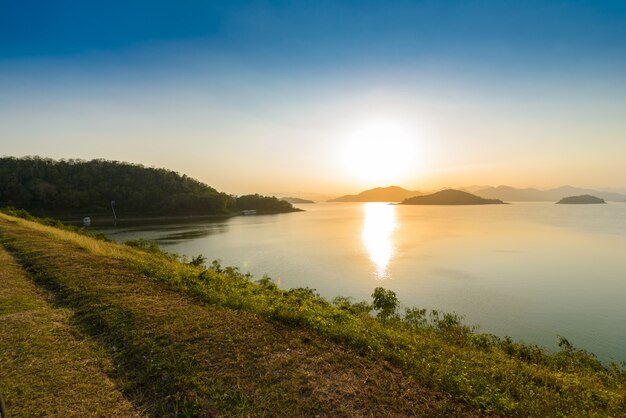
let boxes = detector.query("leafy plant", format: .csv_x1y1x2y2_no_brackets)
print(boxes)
371,287,399,320
188,254,207,267
404,307,427,328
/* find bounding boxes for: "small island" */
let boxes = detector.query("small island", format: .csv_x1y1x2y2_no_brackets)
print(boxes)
400,189,505,205
280,197,315,204
556,195,606,204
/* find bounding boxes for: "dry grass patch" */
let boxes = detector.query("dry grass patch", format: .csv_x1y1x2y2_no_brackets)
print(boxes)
0,246,141,418
0,212,133,259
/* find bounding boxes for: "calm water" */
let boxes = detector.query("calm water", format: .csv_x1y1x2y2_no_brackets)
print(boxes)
98,202,626,363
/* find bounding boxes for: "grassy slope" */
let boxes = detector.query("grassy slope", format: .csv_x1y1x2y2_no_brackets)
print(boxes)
0,214,471,417
0,245,141,417
0,212,625,416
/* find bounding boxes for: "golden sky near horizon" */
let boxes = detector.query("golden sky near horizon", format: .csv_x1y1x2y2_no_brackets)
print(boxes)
2,2,626,196
3,78,626,197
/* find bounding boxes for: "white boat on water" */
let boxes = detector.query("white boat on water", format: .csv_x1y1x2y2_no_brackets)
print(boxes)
241,210,257,215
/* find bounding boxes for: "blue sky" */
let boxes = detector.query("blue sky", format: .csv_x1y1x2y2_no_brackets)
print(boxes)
2,1,626,194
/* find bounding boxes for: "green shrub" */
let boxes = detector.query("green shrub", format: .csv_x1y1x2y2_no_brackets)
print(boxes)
188,254,207,267
371,287,399,320
404,307,427,328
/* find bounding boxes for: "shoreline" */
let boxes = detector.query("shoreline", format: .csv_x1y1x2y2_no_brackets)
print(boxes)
61,209,303,227
1,211,624,416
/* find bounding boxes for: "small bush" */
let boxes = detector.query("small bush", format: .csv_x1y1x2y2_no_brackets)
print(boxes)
188,254,207,267
257,275,277,289
124,239,176,260
404,307,427,328
371,287,399,320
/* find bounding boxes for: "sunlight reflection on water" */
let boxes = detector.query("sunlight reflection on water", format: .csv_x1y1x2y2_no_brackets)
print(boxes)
361,203,397,280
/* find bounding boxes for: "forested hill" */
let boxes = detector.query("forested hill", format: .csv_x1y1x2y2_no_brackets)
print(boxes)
0,157,298,217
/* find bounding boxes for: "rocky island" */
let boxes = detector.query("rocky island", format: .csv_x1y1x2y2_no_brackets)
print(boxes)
556,195,606,204
401,189,505,205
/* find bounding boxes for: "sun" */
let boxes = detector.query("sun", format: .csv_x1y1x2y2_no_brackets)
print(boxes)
342,119,418,185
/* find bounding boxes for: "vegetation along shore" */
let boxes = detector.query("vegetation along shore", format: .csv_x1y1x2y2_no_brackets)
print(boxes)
0,207,624,417
0,157,300,222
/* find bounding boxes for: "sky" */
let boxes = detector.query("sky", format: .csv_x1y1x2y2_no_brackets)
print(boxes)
2,0,626,196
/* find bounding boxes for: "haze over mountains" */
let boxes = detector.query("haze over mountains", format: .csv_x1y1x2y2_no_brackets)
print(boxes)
471,186,626,202
328,186,421,202
328,185,626,203
280,197,315,204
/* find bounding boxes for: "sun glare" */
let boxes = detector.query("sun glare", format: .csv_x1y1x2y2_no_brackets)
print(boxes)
362,202,397,280
342,119,418,185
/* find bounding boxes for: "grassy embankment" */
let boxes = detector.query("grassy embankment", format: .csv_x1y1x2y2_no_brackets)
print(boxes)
0,210,625,416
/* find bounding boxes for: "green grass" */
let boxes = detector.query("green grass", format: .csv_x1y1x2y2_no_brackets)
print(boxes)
127,255,626,416
1,211,625,416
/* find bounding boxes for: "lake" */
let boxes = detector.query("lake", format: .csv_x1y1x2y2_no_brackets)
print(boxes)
97,202,626,363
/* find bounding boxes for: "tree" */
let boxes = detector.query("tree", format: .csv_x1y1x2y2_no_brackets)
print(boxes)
371,287,399,320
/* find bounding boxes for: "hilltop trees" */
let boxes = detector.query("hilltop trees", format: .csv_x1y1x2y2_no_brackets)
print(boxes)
0,157,297,217
236,194,295,213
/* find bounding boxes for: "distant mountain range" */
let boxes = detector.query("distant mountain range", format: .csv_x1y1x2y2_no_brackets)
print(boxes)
472,186,626,202
328,185,626,203
268,191,333,201
328,186,421,202
280,197,315,204
401,189,504,205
